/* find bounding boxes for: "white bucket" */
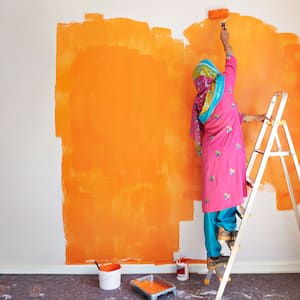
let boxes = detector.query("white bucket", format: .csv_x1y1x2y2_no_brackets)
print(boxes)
98,263,121,290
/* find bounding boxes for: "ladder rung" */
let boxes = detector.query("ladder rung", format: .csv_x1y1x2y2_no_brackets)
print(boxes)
255,149,291,156
269,151,291,156
255,149,264,154
266,120,287,126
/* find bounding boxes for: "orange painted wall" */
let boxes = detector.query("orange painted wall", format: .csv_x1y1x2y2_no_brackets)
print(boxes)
56,13,300,264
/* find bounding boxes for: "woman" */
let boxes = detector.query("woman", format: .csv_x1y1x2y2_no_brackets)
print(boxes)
190,26,266,270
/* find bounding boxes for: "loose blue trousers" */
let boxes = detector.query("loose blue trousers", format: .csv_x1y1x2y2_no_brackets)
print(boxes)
204,207,237,258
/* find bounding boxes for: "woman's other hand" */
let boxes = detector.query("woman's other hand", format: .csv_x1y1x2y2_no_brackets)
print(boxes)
243,113,270,123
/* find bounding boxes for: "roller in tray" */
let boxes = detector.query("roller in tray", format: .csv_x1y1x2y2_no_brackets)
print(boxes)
130,274,176,300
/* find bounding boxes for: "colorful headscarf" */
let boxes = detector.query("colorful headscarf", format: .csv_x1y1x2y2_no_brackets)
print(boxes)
190,59,225,156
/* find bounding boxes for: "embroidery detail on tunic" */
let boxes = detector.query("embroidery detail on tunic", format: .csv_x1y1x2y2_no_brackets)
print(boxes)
209,175,215,182
229,168,235,176
214,114,219,120
235,143,241,150
226,125,232,133
205,199,209,205
224,193,230,200
231,102,236,108
215,150,222,157
228,86,232,94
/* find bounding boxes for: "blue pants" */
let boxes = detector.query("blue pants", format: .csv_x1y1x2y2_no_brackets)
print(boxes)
204,207,237,258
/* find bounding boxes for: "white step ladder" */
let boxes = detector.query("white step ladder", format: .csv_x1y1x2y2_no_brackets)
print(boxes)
215,91,300,300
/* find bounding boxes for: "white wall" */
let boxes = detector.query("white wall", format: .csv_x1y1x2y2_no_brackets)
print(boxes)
0,0,299,271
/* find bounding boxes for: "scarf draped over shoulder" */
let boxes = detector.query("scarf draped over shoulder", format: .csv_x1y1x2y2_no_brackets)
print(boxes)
190,59,225,156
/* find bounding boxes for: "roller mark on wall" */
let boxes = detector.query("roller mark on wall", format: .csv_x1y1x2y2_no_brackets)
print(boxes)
56,13,300,264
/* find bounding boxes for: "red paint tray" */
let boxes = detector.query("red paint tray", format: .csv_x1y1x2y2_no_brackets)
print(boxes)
130,274,176,300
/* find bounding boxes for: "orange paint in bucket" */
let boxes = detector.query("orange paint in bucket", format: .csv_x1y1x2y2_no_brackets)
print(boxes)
176,258,189,281
98,263,121,290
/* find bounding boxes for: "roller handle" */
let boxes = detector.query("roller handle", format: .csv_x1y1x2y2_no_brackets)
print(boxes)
94,261,101,270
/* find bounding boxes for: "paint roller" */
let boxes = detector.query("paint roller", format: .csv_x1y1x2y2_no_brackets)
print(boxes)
208,8,229,29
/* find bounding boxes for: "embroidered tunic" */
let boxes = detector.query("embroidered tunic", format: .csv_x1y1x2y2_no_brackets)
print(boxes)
201,56,247,213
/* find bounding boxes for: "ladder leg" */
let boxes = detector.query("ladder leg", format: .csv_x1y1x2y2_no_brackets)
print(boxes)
215,264,231,282
274,134,300,231
283,123,300,180
203,269,214,285
215,168,267,299
204,264,231,286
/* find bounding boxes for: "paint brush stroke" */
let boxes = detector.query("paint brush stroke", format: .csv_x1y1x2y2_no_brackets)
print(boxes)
56,14,197,264
56,13,300,264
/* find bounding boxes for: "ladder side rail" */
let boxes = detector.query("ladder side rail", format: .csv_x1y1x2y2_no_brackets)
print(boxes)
216,123,280,300
266,92,282,120
215,152,270,300
274,133,300,231
215,94,286,300
282,122,300,180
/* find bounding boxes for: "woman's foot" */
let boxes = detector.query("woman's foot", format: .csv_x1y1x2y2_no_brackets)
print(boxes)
207,255,229,270
218,227,238,250
218,227,238,240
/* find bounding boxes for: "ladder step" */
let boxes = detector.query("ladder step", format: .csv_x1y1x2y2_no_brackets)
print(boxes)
255,149,264,154
236,205,246,219
246,177,254,188
255,149,291,156
265,120,287,126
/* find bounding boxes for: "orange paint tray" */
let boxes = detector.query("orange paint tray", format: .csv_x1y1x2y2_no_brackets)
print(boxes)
130,274,176,300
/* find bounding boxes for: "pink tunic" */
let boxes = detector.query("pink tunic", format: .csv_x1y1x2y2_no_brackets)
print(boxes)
201,56,247,213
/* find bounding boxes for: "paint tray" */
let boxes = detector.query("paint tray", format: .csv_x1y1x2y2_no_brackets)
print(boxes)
130,274,176,300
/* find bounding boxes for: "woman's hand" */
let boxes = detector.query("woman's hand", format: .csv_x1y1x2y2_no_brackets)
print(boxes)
220,25,233,56
220,27,230,45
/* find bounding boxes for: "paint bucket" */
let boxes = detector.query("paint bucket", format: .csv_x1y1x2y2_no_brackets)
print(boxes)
98,263,121,290
176,259,189,281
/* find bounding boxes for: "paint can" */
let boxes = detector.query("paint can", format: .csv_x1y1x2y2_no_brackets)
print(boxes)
98,263,121,290
176,259,189,281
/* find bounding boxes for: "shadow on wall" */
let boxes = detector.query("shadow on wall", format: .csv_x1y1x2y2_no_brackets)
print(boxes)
55,13,300,264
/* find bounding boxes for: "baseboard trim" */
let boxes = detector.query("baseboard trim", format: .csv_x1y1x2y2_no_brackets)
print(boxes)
1,261,300,275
